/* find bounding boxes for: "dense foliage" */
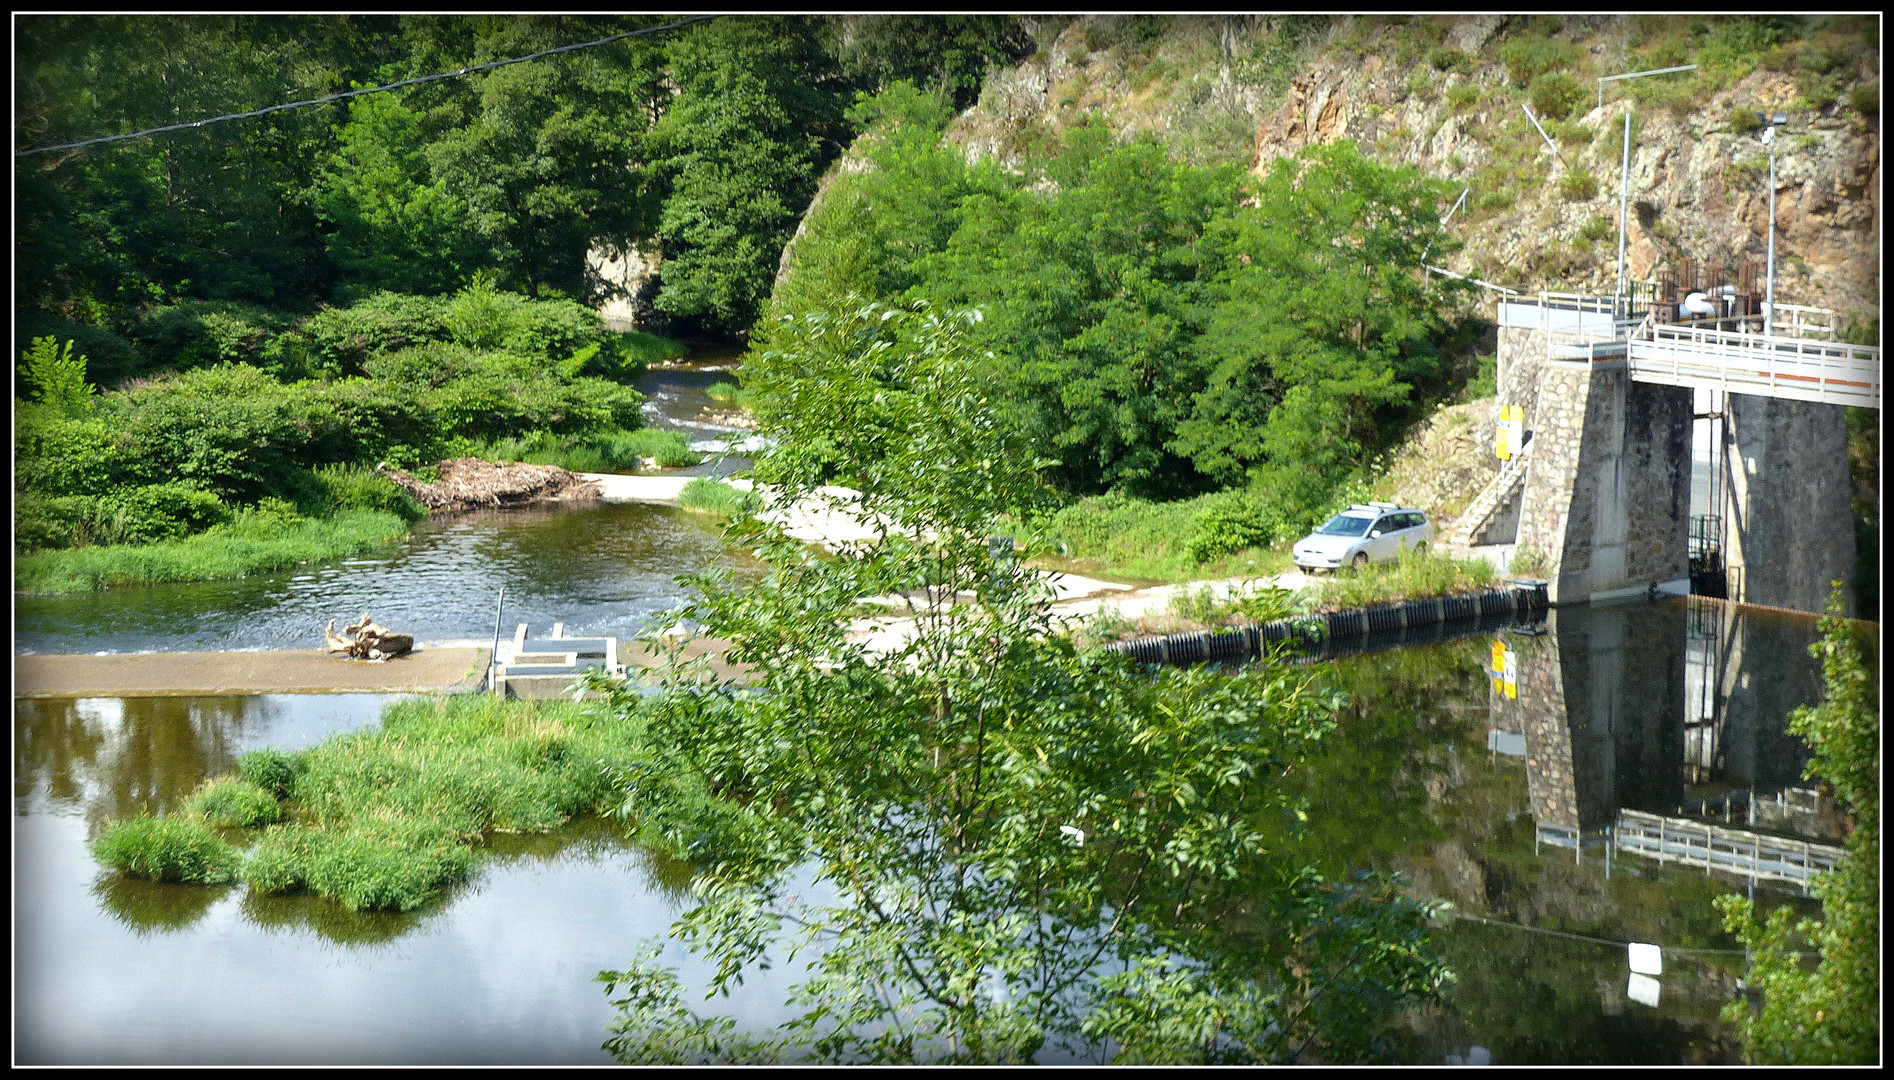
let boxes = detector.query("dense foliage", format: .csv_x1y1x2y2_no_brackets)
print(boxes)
766,89,1479,548
592,304,1450,1063
1715,587,1879,1064
16,15,1031,344
13,283,650,576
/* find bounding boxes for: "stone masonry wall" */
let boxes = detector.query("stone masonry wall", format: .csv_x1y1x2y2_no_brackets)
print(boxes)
1722,395,1857,615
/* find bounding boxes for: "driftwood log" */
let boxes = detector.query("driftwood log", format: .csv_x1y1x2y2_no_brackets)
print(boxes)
324,612,415,660
383,458,601,513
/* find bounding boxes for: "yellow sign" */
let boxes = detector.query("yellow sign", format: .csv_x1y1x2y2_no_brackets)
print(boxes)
1491,638,1517,698
1495,405,1524,461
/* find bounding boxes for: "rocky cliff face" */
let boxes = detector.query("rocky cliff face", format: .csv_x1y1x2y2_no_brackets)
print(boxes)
945,14,1881,327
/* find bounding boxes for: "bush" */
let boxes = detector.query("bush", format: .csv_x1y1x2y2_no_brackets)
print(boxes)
1558,168,1599,202
678,478,762,518
1528,71,1586,121
1728,106,1765,133
14,315,140,389
480,428,699,473
19,335,96,414
238,748,307,800
1186,489,1279,564
1427,46,1470,72
313,464,426,521
283,292,451,378
185,777,285,827
1446,85,1481,113
14,483,231,552
1579,215,1615,242
122,300,289,373
1465,352,1498,399
1848,81,1878,117
1498,37,1581,86
92,816,242,884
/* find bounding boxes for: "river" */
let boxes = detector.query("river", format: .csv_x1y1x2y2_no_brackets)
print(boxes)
13,588,1858,1063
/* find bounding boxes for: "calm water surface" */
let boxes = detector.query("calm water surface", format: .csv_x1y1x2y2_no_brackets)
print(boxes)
12,597,1861,1064
14,501,749,656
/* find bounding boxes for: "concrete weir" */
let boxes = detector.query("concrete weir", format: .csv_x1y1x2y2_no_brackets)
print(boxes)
1493,319,1856,614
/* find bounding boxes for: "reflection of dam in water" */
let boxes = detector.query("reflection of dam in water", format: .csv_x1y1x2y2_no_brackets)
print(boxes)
1487,597,1858,893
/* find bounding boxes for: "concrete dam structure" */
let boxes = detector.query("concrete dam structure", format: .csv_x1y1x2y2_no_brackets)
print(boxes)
1458,290,1878,616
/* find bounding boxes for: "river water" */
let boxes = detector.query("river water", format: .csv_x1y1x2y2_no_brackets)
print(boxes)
13,590,1860,1063
11,344,1869,1063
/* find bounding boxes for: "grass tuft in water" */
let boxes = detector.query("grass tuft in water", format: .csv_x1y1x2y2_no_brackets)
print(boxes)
91,816,243,884
237,695,662,911
237,748,306,800
184,777,284,828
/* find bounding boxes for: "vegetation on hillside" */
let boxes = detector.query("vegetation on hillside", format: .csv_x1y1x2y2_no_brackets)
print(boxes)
764,82,1487,558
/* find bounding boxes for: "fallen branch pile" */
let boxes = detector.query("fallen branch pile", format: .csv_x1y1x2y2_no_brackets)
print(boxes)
384,458,601,513
325,612,415,660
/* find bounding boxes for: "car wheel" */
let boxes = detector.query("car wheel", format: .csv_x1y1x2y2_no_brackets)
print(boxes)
1412,541,1427,556
1352,552,1369,571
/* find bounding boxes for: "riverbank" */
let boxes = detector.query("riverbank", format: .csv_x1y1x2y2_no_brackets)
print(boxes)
14,510,414,595
13,647,490,698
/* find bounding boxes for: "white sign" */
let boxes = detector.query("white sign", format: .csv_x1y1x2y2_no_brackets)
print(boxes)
1628,942,1663,975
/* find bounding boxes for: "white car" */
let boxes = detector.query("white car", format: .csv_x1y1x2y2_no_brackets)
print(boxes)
1292,503,1434,573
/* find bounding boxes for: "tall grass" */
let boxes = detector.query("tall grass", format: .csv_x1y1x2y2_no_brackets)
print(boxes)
678,478,762,518
91,817,243,884
1019,492,1292,583
14,508,410,593
477,428,700,473
1303,548,1497,612
620,330,690,366
234,695,663,911
185,777,284,828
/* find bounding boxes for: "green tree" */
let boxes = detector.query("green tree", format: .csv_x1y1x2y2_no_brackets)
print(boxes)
831,15,1035,109
594,302,1450,1063
914,124,1247,496
1181,142,1466,525
1714,586,1879,1064
309,86,480,298
649,16,852,331
400,16,668,300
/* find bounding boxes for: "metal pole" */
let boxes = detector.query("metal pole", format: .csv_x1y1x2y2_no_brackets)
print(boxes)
1764,132,1777,337
488,586,506,694
1616,111,1632,316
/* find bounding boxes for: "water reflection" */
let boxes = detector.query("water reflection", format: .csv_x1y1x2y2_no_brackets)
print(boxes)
1296,595,1857,1064
13,694,783,1065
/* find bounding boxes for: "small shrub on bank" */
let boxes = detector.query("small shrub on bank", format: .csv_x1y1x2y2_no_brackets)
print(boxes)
1446,85,1481,113
1558,168,1599,202
185,777,284,828
1498,37,1582,86
678,478,762,518
480,428,700,473
1848,81,1878,117
312,465,426,521
92,816,242,884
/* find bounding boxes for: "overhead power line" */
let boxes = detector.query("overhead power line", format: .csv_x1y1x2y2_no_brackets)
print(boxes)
14,13,722,158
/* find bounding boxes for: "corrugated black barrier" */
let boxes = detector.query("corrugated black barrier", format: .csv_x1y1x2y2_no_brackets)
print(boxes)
1105,584,1550,667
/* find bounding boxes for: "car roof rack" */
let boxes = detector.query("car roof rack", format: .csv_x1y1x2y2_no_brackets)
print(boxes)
1348,502,1403,513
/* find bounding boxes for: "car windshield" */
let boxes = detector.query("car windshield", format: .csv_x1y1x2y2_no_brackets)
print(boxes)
1316,514,1373,537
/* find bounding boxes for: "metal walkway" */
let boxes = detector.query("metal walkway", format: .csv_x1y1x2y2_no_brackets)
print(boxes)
1497,294,1882,410
1536,810,1847,891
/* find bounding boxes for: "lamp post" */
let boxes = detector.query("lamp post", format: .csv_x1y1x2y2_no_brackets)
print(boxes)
1759,113,1789,337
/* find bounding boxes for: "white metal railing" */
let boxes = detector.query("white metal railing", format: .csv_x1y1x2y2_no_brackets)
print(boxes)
1629,319,1881,408
1613,809,1845,888
1668,303,1841,342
